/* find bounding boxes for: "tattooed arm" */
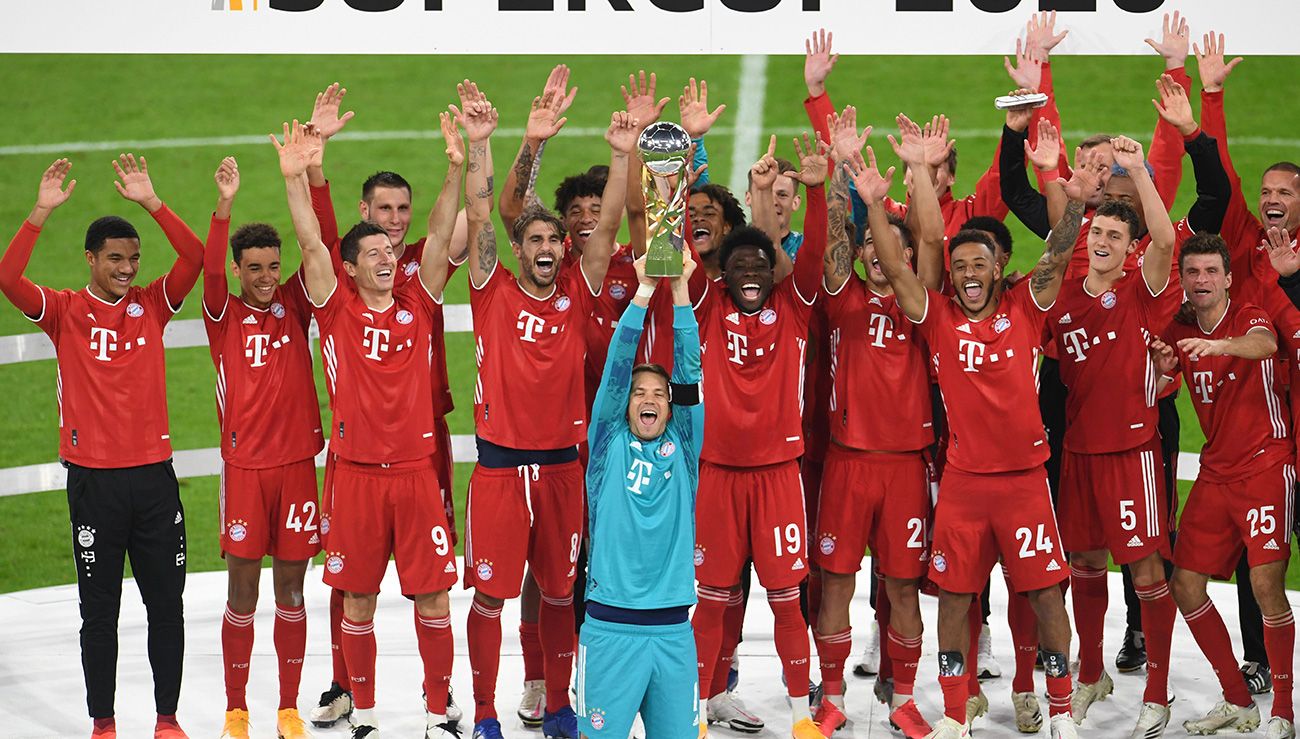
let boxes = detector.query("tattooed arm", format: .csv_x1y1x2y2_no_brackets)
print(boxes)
457,82,501,290
1027,145,1105,308
822,163,854,294
499,66,575,228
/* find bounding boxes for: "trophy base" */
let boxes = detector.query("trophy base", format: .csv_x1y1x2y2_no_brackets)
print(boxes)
645,252,683,278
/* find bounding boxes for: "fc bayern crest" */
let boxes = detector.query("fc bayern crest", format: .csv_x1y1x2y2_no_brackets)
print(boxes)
326,555,345,574
404,261,419,276
759,308,777,325
396,310,414,325
320,516,330,535
554,296,571,312
126,302,144,318
271,302,285,318
693,546,705,566
932,553,948,573
993,316,1011,334
476,561,494,581
658,441,676,458
228,523,247,542
77,527,95,548
1101,291,1117,309
819,536,836,555
609,283,627,300
590,709,606,731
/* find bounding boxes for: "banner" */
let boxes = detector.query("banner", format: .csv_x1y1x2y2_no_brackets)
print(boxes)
5,1,1299,55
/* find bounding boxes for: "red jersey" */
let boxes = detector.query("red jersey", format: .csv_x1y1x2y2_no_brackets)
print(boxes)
565,243,637,409
32,277,178,468
314,277,442,464
203,271,324,468
1047,272,1181,455
470,262,596,450
914,283,1050,474
696,277,815,467
1161,301,1290,483
823,276,934,452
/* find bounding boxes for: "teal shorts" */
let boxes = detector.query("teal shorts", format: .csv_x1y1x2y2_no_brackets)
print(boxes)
576,615,700,739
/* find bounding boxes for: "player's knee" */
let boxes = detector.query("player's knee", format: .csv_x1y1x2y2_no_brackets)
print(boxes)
415,590,450,618
1128,553,1166,588
343,592,378,621
1069,550,1107,571
1169,569,1206,610
474,591,506,609
1247,566,1288,610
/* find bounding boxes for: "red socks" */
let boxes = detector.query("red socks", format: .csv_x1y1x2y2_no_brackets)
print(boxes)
1263,609,1296,721
222,605,255,711
467,598,503,722
1041,651,1073,718
340,617,377,710
539,593,576,713
273,604,307,710
692,587,730,698
710,590,746,697
1007,585,1039,694
519,619,543,682
768,587,811,698
814,627,852,697
888,626,923,698
939,673,968,724
415,610,454,716
1135,580,1176,705
1070,566,1108,684
1183,599,1252,707
329,588,349,686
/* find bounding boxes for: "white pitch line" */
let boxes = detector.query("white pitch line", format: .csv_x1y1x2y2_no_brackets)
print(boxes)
729,55,770,196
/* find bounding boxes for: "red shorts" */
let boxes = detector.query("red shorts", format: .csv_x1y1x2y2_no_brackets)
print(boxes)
813,447,931,579
220,458,321,561
1174,461,1295,580
801,456,825,535
463,460,585,600
432,416,457,546
320,456,458,596
695,459,809,591
1059,435,1171,565
929,466,1068,595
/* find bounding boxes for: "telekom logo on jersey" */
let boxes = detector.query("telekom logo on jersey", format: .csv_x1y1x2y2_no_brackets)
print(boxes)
517,310,547,343
1061,327,1092,362
362,326,391,360
958,339,986,373
89,327,118,362
1192,370,1215,404
245,334,271,367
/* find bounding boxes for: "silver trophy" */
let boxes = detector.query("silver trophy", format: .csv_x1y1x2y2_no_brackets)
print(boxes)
637,122,693,277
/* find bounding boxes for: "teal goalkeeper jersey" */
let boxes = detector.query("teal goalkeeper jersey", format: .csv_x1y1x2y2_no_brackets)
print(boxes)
585,302,703,611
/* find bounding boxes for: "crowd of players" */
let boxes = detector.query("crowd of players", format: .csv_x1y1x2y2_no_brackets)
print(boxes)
1,10,1298,739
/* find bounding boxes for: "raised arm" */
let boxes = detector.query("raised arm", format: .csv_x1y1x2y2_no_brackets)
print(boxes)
580,112,638,292
1152,73,1230,237
823,107,870,293
420,112,466,301
590,254,656,453
204,157,239,318
667,252,703,447
500,65,576,229
892,114,944,290
306,83,355,248
791,133,830,299
1000,97,1055,239
273,121,335,305
1112,137,1175,292
112,153,204,310
1144,13,1193,205
457,81,501,290
0,160,75,317
1264,228,1300,307
849,148,927,320
1019,11,1071,181
1029,147,1104,308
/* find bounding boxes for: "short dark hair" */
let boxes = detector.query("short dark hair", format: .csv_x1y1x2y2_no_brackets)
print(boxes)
945,145,959,177
1179,232,1231,274
361,171,412,202
85,216,139,254
960,216,1012,256
690,184,746,230
947,228,998,258
883,212,915,253
1264,161,1300,179
1110,160,1155,180
1079,133,1114,151
631,363,670,388
230,223,281,264
718,225,777,273
340,220,389,265
511,205,567,245
554,169,607,215
1093,200,1141,242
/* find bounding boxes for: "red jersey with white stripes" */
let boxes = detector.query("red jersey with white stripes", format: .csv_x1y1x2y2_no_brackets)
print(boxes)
822,276,933,452
1162,301,1291,483
1047,271,1182,455
470,263,596,450
914,283,1050,474
696,277,815,467
314,277,442,464
565,243,637,408
203,272,324,468
31,278,178,468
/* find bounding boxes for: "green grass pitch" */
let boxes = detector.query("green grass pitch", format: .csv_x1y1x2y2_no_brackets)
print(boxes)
0,52,1296,592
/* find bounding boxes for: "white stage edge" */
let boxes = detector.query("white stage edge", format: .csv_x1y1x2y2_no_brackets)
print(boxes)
3,566,1296,738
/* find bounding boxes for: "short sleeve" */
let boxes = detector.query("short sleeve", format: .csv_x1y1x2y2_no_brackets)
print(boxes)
400,275,442,324
820,273,858,322
30,286,70,338
1004,281,1049,336
909,288,941,333
283,271,314,331
469,261,510,317
1238,304,1276,338
140,275,181,325
310,278,346,333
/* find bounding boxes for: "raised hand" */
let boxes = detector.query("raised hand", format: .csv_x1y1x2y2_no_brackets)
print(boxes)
845,147,896,203
1060,145,1107,201
1263,226,1300,278
621,70,670,131
112,153,162,212
1194,31,1242,93
1152,73,1197,135
1111,136,1146,173
310,83,355,140
454,81,499,142
605,111,640,154
792,133,829,187
214,157,240,201
1003,87,1038,133
1025,118,1061,171
679,78,726,139
887,114,925,168
542,63,579,118
673,248,698,291
1148,336,1179,375
527,89,570,142
1024,10,1069,59
270,120,323,179
750,135,780,191
828,106,871,164
34,158,76,212
440,112,465,167
684,143,708,189
1144,11,1190,70
1004,37,1044,92
922,114,954,169
804,28,839,98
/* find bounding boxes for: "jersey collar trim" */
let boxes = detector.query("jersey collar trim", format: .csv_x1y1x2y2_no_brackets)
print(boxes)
1197,298,1230,335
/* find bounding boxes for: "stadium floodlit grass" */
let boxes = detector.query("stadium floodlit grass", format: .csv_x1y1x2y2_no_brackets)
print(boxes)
0,52,1298,593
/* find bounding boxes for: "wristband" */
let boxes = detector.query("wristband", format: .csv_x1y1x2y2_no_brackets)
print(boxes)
635,284,656,299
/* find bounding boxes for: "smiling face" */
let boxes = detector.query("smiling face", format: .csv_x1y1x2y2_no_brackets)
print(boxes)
1086,214,1137,276
747,173,802,237
343,233,397,293
514,220,565,290
1180,252,1231,313
85,237,141,301
689,191,733,258
723,245,774,313
1260,168,1300,233
233,246,282,309
359,185,413,250
858,224,912,290
949,240,1000,318
627,369,671,441
563,194,602,255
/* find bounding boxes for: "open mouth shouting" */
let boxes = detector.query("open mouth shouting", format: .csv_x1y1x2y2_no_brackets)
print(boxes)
534,253,557,279
962,280,984,303
1263,206,1288,228
740,282,761,301
637,406,659,432
693,227,711,248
